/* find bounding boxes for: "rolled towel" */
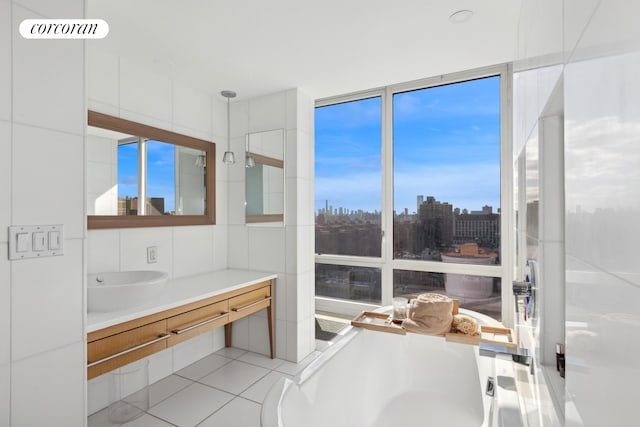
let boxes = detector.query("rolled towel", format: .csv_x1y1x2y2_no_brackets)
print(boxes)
402,293,453,335
451,314,479,335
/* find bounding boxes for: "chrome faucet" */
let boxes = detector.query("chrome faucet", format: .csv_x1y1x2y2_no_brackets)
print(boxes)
479,342,532,367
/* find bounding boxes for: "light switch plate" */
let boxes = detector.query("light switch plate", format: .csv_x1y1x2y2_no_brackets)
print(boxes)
8,225,64,260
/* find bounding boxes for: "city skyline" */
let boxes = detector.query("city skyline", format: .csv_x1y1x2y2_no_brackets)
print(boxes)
315,195,498,217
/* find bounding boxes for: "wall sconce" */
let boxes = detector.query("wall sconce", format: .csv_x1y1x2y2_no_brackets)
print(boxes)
221,90,236,165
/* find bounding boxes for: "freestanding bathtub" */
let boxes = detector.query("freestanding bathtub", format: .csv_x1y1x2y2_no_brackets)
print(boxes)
262,308,523,427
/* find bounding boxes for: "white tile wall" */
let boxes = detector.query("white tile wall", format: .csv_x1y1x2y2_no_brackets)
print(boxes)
11,240,83,361
227,225,249,269
87,229,120,273
146,346,175,385
172,226,215,277
212,97,228,146
248,92,286,132
12,124,85,239
0,244,9,368
274,319,287,360
272,272,287,322
119,57,173,125
0,362,8,427
0,0,9,122
11,342,85,427
248,227,286,272
0,121,10,243
87,49,119,113
14,0,83,18
173,83,213,137
230,98,249,140
229,316,250,349
12,6,84,135
211,225,228,270
215,172,229,225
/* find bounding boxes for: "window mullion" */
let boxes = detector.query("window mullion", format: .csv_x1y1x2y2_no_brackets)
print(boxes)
138,137,147,215
381,87,394,306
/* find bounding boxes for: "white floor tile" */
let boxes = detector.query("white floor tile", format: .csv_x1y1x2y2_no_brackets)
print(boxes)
197,397,260,427
129,374,193,408
315,339,332,352
198,360,269,395
275,351,322,376
148,382,234,427
240,371,292,404
215,347,247,359
89,343,330,427
88,408,173,427
176,353,233,380
237,351,285,370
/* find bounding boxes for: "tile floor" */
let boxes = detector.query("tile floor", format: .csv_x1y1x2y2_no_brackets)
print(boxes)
88,341,334,427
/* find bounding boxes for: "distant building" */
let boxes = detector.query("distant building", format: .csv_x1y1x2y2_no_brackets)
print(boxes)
416,195,424,214
454,210,500,248
418,196,454,249
118,197,166,215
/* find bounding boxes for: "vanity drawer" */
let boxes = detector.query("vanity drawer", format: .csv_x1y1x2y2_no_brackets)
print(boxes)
87,319,168,379
167,300,229,346
228,285,272,322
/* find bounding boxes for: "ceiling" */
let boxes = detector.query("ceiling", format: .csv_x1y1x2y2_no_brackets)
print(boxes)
87,0,522,101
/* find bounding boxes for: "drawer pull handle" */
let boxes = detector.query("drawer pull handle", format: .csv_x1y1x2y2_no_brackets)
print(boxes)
88,333,170,368
171,312,228,335
232,296,272,313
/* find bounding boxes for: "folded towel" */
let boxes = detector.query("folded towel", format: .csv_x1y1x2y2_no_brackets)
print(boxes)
402,293,453,335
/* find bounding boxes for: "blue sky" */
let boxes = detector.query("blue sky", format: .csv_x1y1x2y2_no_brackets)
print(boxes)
315,76,501,214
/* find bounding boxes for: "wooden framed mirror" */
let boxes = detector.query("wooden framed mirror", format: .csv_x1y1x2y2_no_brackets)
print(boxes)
87,111,216,229
245,129,284,223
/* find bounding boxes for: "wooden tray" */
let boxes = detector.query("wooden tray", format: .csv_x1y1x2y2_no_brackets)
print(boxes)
350,297,515,348
445,325,516,347
351,311,406,335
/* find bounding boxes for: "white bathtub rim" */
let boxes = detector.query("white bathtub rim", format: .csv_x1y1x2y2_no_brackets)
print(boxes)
262,307,521,427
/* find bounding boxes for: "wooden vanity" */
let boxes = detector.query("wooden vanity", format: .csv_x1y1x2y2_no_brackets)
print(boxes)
87,269,276,380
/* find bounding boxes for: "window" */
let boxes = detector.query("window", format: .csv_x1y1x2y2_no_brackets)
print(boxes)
393,77,501,265
315,66,511,320
315,96,383,303
315,97,382,257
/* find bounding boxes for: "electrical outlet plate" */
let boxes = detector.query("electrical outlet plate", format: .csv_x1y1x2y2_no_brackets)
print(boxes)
147,246,158,264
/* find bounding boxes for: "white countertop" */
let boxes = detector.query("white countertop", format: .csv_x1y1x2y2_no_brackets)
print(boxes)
87,269,277,333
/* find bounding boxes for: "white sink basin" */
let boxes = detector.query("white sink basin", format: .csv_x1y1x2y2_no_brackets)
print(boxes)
88,270,168,313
